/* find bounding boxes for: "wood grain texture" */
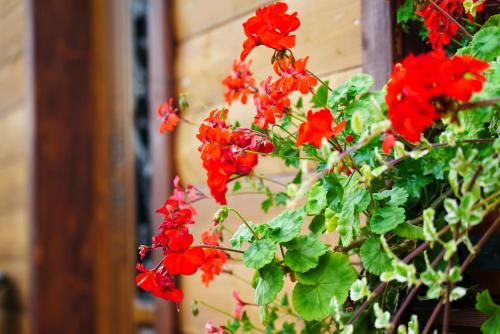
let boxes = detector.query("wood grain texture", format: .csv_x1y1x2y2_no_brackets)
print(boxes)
0,55,26,116
175,67,361,185
173,0,270,41
0,106,27,167
175,0,361,111
0,0,25,68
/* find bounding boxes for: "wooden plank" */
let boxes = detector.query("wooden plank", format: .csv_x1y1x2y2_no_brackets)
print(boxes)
175,0,361,111
0,106,27,167
0,55,26,117
174,67,361,185
28,0,136,333
173,0,270,41
0,161,27,216
361,0,394,89
147,1,179,333
0,0,25,68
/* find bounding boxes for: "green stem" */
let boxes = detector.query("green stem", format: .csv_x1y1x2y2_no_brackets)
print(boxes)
198,244,244,254
228,208,259,240
306,69,333,92
199,300,235,319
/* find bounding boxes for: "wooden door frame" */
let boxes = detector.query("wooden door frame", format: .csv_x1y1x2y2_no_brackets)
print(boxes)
27,0,135,333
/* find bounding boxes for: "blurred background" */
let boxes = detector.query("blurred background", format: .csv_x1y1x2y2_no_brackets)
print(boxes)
5,0,490,333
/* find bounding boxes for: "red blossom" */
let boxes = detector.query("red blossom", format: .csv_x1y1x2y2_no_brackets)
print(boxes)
253,76,291,129
382,133,396,155
416,0,463,49
296,109,345,148
157,98,180,133
222,60,256,105
273,56,317,94
240,2,300,61
386,50,488,142
205,320,225,334
136,265,183,303
163,230,205,275
197,109,273,204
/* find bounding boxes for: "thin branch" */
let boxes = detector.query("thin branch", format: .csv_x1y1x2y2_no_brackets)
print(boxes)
198,244,244,254
458,97,500,110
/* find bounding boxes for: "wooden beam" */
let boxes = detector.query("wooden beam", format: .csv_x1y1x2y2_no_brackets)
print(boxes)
147,0,179,333
361,0,394,89
27,0,135,333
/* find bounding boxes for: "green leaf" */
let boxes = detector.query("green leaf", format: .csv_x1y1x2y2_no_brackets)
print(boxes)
230,222,257,249
370,207,406,234
311,81,329,108
243,239,276,269
293,252,357,320
476,290,500,334
327,74,374,108
309,214,326,235
231,222,258,249
374,187,409,207
470,27,500,61
284,236,328,273
306,182,328,215
256,263,284,305
232,181,241,192
394,222,424,240
483,14,500,29
397,0,417,25
268,209,305,243
360,237,392,275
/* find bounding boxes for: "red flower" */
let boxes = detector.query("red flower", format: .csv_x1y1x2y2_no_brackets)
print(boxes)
136,265,183,303
273,56,317,94
240,2,300,61
199,229,227,286
205,320,225,334
296,109,345,148
253,76,291,129
168,176,198,216
382,133,396,155
233,291,248,319
157,98,180,133
386,50,488,142
163,231,205,275
222,60,256,105
417,0,463,49
197,109,271,204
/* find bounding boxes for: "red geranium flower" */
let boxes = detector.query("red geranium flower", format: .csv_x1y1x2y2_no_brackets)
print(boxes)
296,109,346,148
240,2,300,61
136,265,183,303
386,50,488,142
222,60,256,105
253,76,291,129
157,98,180,133
163,231,205,275
273,56,318,94
382,133,396,155
205,320,225,334
417,0,463,49
232,291,248,319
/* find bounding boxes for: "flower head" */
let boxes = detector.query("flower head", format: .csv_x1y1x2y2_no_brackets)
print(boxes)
273,56,317,94
136,265,183,303
253,76,291,129
240,2,300,61
416,0,463,49
222,60,256,105
157,98,180,133
296,109,345,148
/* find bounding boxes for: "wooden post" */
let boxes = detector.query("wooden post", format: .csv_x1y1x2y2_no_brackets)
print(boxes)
147,0,179,333
361,0,394,89
27,0,135,333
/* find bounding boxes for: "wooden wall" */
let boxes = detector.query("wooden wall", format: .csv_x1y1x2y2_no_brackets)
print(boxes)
0,0,29,332
171,1,362,333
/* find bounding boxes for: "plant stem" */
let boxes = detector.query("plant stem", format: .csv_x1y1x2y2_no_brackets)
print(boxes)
422,301,444,334
257,174,287,187
458,97,500,110
228,208,259,240
306,69,333,92
428,0,473,38
199,300,235,319
198,244,245,254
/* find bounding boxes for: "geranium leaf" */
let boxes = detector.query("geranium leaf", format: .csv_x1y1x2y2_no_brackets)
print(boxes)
268,209,305,243
231,222,258,249
284,236,328,273
327,74,374,108
394,222,424,240
374,187,409,207
360,237,392,275
255,263,284,306
243,239,276,269
293,252,357,320
476,290,500,334
370,207,406,234
470,27,500,61
306,182,328,215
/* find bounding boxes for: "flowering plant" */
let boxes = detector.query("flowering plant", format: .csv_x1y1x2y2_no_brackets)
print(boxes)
137,1,500,333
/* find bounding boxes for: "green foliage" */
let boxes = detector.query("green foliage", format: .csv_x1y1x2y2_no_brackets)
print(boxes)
311,81,329,108
231,222,258,249
268,209,305,243
327,74,374,109
476,290,500,334
469,27,500,61
370,207,406,234
397,0,418,31
255,263,284,305
284,236,328,273
360,237,393,275
394,222,424,240
306,182,328,215
293,252,357,320
374,187,409,207
243,239,276,269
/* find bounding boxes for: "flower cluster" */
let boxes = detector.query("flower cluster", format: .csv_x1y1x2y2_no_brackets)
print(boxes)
197,109,274,204
157,98,180,133
136,179,229,303
296,109,345,148
417,0,464,49
222,60,256,105
240,2,300,61
386,50,488,142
